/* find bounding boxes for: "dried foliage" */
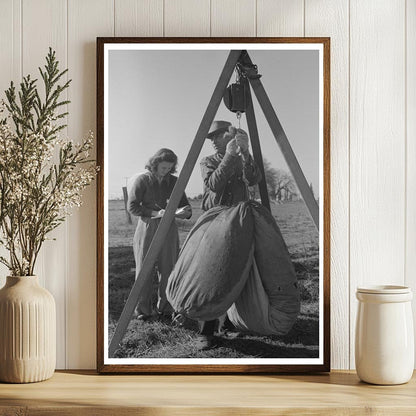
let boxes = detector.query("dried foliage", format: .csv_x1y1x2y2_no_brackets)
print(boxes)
0,48,97,276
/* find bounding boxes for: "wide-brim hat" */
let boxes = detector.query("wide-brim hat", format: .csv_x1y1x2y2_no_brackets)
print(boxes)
206,120,232,139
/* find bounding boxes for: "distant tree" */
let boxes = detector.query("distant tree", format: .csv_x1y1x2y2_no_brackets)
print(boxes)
249,159,298,202
275,169,297,202
250,159,278,200
263,159,279,198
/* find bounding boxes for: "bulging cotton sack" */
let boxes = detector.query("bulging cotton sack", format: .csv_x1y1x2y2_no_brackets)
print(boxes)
166,203,254,321
167,201,300,335
227,203,300,335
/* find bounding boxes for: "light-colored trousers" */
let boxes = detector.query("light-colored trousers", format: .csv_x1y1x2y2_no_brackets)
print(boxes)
133,216,179,316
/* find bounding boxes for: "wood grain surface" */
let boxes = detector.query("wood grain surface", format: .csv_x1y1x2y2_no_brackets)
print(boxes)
0,371,415,415
0,0,21,295
211,0,256,37
257,0,304,37
406,0,416,366
115,0,163,37
22,0,68,369
165,0,210,37
67,0,114,370
305,0,350,372
349,0,406,369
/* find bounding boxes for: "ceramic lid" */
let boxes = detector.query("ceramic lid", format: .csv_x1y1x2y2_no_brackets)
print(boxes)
356,285,411,294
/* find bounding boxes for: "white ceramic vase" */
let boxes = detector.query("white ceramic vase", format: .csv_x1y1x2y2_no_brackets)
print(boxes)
0,276,56,383
355,285,414,385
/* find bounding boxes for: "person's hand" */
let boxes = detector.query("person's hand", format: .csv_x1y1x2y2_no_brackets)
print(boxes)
151,209,165,218
183,205,192,216
175,205,192,219
226,138,239,156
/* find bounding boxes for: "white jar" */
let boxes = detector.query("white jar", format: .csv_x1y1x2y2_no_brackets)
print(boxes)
355,285,414,385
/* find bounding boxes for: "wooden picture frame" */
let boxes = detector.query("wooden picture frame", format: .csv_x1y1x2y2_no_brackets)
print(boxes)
97,37,330,373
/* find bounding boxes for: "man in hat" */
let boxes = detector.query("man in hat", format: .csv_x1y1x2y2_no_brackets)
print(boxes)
201,120,262,211
196,120,262,350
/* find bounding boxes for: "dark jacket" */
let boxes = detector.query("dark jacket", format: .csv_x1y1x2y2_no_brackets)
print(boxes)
200,152,262,211
127,171,189,217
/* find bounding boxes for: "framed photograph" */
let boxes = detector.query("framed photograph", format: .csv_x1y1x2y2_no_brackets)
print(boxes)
97,37,330,373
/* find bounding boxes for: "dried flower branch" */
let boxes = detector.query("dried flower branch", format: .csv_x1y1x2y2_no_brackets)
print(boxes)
0,48,97,276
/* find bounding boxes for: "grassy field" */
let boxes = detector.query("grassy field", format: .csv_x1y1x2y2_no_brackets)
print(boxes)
108,198,319,359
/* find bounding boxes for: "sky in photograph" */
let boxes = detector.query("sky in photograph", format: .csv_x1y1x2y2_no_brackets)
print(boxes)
108,48,320,199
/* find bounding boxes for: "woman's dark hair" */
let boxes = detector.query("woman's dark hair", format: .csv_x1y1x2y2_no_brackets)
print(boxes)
145,148,178,174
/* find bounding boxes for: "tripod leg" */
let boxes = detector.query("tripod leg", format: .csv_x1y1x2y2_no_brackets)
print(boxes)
248,72,319,230
245,81,271,212
108,50,243,357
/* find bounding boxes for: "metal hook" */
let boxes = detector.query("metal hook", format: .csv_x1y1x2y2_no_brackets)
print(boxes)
236,111,242,129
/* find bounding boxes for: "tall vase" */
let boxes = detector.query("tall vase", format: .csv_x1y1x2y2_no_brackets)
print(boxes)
0,276,56,383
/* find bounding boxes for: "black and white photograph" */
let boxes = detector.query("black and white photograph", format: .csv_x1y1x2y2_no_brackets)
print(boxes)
97,38,330,373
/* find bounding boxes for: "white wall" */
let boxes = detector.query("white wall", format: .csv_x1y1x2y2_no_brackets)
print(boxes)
0,0,414,370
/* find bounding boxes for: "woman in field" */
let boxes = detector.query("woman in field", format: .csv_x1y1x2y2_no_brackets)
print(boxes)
127,148,192,321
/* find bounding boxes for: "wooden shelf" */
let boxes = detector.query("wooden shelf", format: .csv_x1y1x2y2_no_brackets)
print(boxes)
0,370,415,415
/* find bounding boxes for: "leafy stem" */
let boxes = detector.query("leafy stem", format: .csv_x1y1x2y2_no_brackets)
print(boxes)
0,49,97,276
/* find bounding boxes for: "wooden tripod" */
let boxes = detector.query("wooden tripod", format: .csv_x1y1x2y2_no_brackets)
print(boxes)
108,50,319,356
